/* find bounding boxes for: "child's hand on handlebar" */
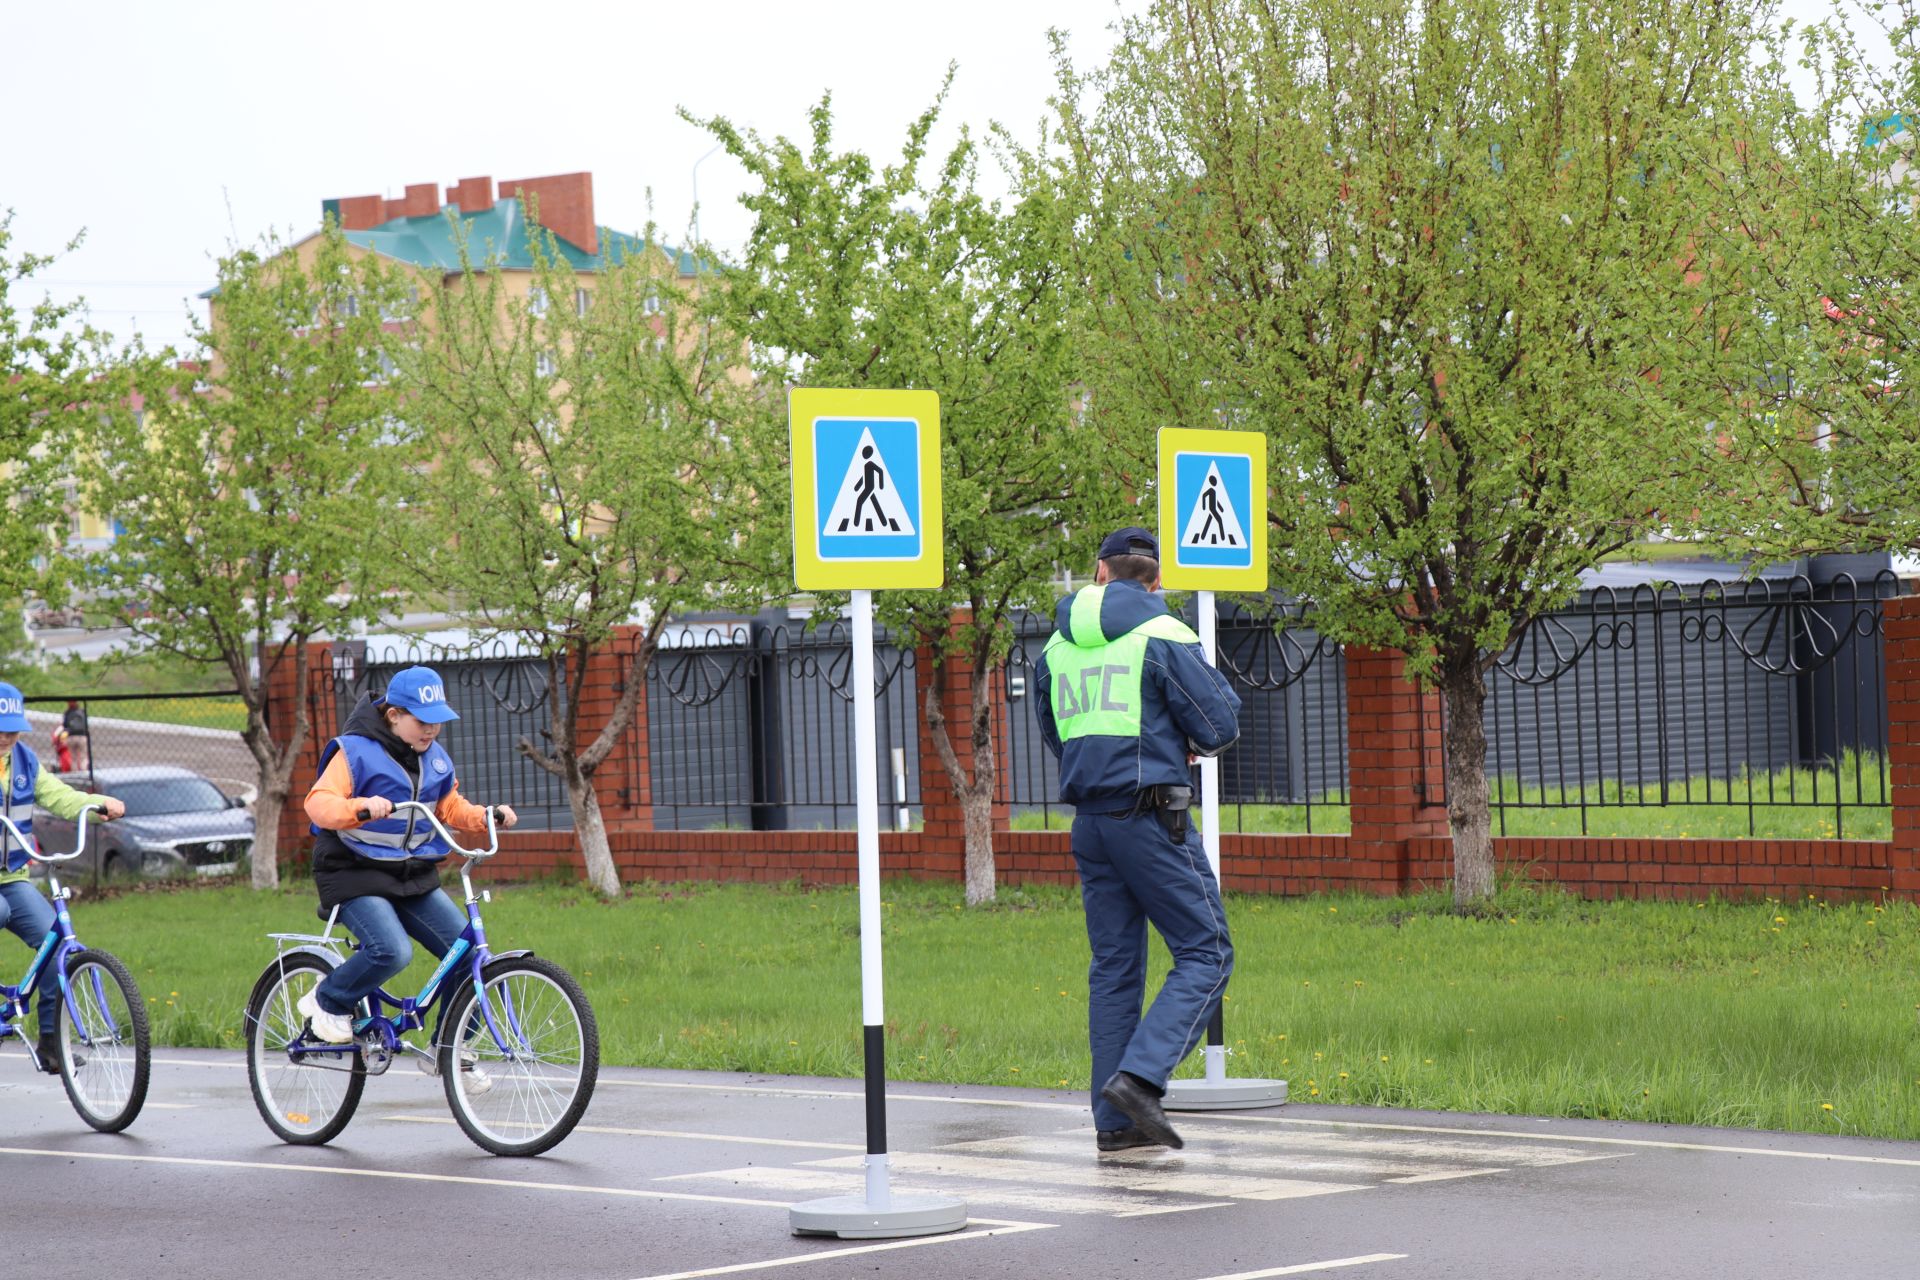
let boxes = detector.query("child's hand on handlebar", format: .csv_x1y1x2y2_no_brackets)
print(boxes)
492,804,518,830
358,796,395,821
96,797,126,821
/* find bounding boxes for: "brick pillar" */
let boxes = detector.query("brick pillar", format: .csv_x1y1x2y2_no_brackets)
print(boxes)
915,614,1009,881
1885,595,1920,893
1343,645,1448,893
263,642,341,856
572,626,653,833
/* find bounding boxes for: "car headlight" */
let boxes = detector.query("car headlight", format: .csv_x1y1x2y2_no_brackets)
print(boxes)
135,843,185,869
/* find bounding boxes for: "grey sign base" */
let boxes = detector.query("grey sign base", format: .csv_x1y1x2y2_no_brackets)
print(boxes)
1162,1076,1289,1111
789,1192,969,1239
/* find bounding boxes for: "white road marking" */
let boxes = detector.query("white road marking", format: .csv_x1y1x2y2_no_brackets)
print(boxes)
809,1152,1370,1202
148,1055,1920,1169
1192,1255,1408,1279
1183,1112,1920,1168
659,1164,1218,1217
1157,1125,1600,1166
951,1133,1512,1180
626,1219,1055,1280
385,1113,865,1150
0,1145,788,1208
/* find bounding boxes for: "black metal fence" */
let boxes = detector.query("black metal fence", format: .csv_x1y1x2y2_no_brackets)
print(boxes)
1421,572,1901,836
646,616,923,831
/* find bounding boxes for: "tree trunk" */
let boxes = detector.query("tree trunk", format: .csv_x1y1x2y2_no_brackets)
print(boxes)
251,786,285,891
564,760,621,899
924,654,998,907
1441,663,1494,909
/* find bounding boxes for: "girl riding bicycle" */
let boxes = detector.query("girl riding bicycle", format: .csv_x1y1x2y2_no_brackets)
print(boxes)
298,666,517,1044
0,681,125,1071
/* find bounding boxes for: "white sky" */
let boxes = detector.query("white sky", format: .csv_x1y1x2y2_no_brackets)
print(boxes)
0,0,1888,356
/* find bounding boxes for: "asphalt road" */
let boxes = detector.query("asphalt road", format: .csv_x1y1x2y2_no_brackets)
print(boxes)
3,1047,1915,1279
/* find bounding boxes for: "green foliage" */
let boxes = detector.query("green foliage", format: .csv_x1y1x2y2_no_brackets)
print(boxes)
0,213,108,608
393,225,766,659
70,228,410,717
690,79,1110,666
1058,0,1774,674
1683,1,1920,558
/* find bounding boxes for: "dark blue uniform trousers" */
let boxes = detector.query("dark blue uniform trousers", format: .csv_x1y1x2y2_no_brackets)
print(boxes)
1072,809,1234,1132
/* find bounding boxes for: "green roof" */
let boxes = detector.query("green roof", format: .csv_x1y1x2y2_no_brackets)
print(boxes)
336,197,699,274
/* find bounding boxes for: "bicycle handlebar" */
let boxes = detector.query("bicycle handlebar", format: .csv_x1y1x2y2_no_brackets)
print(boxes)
351,799,501,860
0,804,106,863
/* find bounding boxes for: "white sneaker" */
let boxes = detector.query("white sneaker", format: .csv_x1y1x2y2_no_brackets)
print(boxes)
296,990,355,1044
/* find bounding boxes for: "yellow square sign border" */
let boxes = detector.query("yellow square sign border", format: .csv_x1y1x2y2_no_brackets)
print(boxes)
1157,426,1269,592
790,387,945,591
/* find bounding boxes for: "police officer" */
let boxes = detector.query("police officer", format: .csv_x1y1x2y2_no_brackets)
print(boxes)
1035,527,1241,1152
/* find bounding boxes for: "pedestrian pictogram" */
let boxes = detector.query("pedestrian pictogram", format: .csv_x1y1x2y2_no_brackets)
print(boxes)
1180,461,1248,552
1158,428,1267,592
789,387,945,591
823,428,916,537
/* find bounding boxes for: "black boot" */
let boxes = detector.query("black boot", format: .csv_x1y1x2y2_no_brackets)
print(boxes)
35,1037,62,1075
1099,1072,1184,1150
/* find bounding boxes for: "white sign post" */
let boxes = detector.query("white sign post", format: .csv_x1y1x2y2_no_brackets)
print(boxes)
787,389,965,1239
1156,427,1287,1112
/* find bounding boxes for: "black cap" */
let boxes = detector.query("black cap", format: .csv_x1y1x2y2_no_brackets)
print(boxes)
1098,526,1159,561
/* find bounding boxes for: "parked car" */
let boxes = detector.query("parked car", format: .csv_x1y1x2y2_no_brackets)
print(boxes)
35,766,254,879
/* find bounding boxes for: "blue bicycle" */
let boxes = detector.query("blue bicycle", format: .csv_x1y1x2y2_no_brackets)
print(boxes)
0,805,151,1132
243,801,598,1156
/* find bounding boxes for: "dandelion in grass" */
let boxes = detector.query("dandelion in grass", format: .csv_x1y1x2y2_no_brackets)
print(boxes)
1338,1071,1349,1080
1821,1103,1834,1112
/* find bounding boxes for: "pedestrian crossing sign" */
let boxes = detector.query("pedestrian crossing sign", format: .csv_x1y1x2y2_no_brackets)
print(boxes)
1157,427,1268,591
790,387,944,590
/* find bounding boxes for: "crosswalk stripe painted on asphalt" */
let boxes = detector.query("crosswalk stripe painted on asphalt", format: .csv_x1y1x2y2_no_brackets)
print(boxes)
655,1163,1231,1217
809,1151,1372,1202
946,1134,1496,1181
1163,1124,1601,1166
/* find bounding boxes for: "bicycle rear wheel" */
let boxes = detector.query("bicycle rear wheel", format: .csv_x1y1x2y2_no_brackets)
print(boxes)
440,955,598,1156
245,952,364,1145
56,949,150,1133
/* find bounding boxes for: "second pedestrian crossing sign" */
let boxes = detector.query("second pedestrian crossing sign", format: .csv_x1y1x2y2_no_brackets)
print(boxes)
1157,427,1267,592
790,387,944,590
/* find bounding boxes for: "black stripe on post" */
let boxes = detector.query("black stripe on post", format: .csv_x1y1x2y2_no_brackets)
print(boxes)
1207,1006,1225,1048
863,1022,887,1155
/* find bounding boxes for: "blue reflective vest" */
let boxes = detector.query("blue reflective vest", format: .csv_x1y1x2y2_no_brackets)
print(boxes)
310,735,458,861
2,742,39,873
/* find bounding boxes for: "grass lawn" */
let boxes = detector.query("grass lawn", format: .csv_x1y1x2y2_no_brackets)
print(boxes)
60,875,1920,1141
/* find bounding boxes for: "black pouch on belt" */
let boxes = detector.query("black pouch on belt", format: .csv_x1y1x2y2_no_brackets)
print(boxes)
1152,784,1193,842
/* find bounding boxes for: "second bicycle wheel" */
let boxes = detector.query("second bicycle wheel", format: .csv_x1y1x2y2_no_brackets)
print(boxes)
439,955,598,1156
56,948,150,1133
244,952,364,1145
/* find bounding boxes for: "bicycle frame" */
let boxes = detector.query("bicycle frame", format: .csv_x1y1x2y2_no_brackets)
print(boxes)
0,808,117,1066
280,802,533,1066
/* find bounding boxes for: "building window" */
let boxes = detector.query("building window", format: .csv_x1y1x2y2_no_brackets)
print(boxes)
528,287,550,317
642,285,663,316
576,287,592,316
535,350,558,378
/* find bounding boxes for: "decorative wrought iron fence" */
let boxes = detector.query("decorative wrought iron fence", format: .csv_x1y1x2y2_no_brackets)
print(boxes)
995,601,1349,831
1419,572,1901,837
646,616,922,830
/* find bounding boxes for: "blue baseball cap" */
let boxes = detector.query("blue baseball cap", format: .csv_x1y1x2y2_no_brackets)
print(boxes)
1098,526,1159,561
382,666,460,724
0,683,27,733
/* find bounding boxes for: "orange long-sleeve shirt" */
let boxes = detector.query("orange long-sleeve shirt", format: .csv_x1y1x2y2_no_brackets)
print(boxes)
304,750,491,834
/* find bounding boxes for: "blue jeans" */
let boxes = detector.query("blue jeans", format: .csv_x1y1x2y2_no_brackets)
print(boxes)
313,889,468,1017
0,879,60,1037
1072,810,1235,1131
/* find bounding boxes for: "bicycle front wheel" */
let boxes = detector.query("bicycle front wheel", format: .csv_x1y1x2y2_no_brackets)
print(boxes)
56,949,150,1133
440,956,598,1157
245,952,364,1145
